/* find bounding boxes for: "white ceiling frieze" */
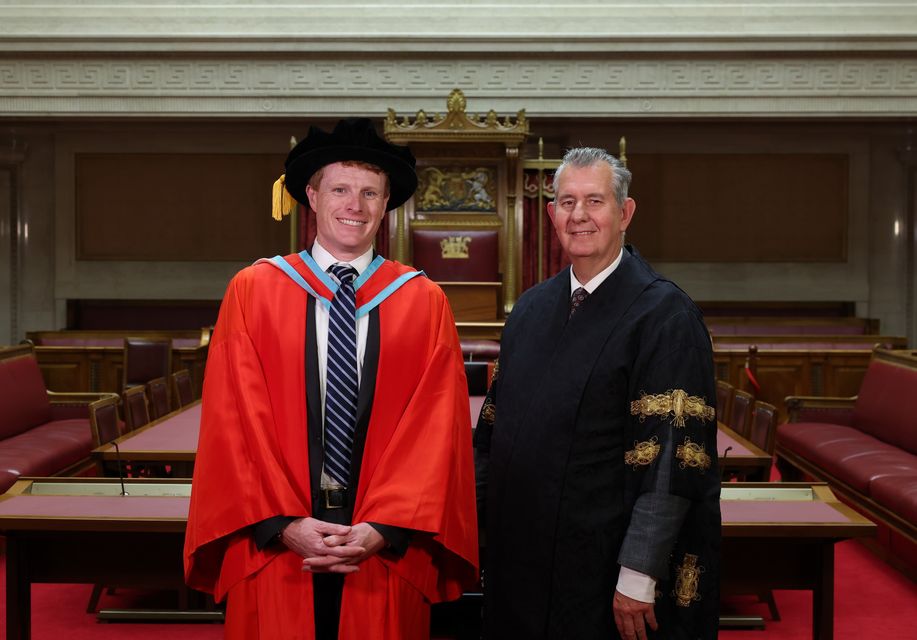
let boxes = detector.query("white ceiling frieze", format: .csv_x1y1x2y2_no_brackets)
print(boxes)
1,57,916,118
2,1,917,45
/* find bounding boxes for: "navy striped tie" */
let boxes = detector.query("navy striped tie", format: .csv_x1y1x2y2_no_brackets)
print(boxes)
324,264,359,487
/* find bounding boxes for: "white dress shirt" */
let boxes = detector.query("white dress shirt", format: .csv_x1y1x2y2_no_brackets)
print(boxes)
570,249,657,604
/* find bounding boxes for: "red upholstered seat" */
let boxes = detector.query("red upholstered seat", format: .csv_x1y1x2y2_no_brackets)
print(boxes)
869,474,917,527
0,419,92,489
777,422,917,494
412,229,499,282
0,354,52,439
0,469,18,493
0,345,111,495
777,349,917,579
853,360,917,455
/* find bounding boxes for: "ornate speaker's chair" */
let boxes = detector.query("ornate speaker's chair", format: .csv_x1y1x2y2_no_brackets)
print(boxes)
146,376,171,421
412,229,501,322
171,369,195,409
385,89,528,335
122,337,172,393
729,389,755,438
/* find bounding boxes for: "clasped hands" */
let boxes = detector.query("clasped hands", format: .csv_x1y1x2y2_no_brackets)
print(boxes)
281,517,385,574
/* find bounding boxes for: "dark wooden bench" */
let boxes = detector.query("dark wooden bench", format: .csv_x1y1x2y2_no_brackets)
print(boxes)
24,329,209,398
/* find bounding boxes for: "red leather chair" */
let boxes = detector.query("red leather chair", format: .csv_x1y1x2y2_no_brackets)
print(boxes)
729,389,755,438
715,379,734,424
122,337,172,393
146,376,171,420
88,395,122,450
122,385,150,432
749,400,778,455
171,369,194,409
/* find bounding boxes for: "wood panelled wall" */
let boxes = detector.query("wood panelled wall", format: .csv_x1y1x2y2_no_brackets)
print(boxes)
75,153,288,261
626,153,848,262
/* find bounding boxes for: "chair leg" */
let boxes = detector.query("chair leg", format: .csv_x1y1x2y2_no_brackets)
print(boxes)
178,585,190,610
760,590,780,621
87,583,104,613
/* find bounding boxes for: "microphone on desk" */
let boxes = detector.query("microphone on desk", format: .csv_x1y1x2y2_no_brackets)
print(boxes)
720,446,733,482
111,440,129,496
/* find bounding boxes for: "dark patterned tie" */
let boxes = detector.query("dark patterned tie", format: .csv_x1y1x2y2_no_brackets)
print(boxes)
324,264,359,486
570,287,589,317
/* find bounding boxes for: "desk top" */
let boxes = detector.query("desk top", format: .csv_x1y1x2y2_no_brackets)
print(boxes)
94,402,201,461
721,482,875,539
97,402,770,465
0,478,191,533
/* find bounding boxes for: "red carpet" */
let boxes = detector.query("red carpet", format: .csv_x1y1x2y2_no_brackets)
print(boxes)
1,540,914,638
721,539,917,639
0,573,223,640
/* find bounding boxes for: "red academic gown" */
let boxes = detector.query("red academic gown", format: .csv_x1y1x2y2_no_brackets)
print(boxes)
184,252,479,639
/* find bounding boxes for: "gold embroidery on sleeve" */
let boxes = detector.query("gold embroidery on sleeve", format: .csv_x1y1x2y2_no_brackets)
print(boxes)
624,437,661,468
675,437,711,472
491,358,500,382
629,389,715,427
673,553,704,607
481,399,496,425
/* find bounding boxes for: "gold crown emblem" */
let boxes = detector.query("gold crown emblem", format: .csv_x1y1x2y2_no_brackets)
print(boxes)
440,236,472,259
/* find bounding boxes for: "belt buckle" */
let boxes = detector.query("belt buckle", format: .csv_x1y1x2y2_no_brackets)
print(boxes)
322,487,346,510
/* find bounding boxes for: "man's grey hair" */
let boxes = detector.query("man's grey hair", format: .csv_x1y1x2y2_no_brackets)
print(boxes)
553,147,632,207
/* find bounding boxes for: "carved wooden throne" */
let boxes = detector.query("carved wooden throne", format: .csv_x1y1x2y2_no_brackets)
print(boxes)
383,90,528,336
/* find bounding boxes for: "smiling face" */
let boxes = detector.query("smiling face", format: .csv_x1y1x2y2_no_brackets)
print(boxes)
306,161,390,262
547,162,636,283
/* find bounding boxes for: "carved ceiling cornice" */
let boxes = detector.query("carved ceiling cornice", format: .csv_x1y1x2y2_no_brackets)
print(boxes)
1,2,915,119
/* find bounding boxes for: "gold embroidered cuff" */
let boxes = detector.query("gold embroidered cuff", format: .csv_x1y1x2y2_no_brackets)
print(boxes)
673,553,704,607
480,398,496,425
630,389,715,427
624,437,661,468
675,437,712,472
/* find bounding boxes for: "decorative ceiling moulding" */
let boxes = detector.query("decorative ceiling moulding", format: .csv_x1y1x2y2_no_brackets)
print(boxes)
0,56,916,119
1,35,916,56
1,1,916,52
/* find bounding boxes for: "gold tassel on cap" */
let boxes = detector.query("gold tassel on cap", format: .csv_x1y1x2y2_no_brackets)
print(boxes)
272,174,297,221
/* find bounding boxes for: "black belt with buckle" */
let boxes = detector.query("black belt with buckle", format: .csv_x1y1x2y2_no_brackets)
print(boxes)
322,487,347,510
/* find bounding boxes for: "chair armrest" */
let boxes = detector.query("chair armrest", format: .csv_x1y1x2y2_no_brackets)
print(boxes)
47,391,119,420
784,395,856,425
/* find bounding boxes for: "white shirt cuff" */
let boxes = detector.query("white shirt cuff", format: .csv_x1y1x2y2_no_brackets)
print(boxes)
616,566,657,603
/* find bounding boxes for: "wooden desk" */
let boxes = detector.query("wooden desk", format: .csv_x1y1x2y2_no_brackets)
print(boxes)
721,482,876,639
100,397,485,473
103,404,765,478
0,478,218,640
93,401,201,477
717,422,772,481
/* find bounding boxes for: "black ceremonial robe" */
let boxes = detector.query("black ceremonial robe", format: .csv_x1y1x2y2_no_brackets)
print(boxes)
474,246,720,640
